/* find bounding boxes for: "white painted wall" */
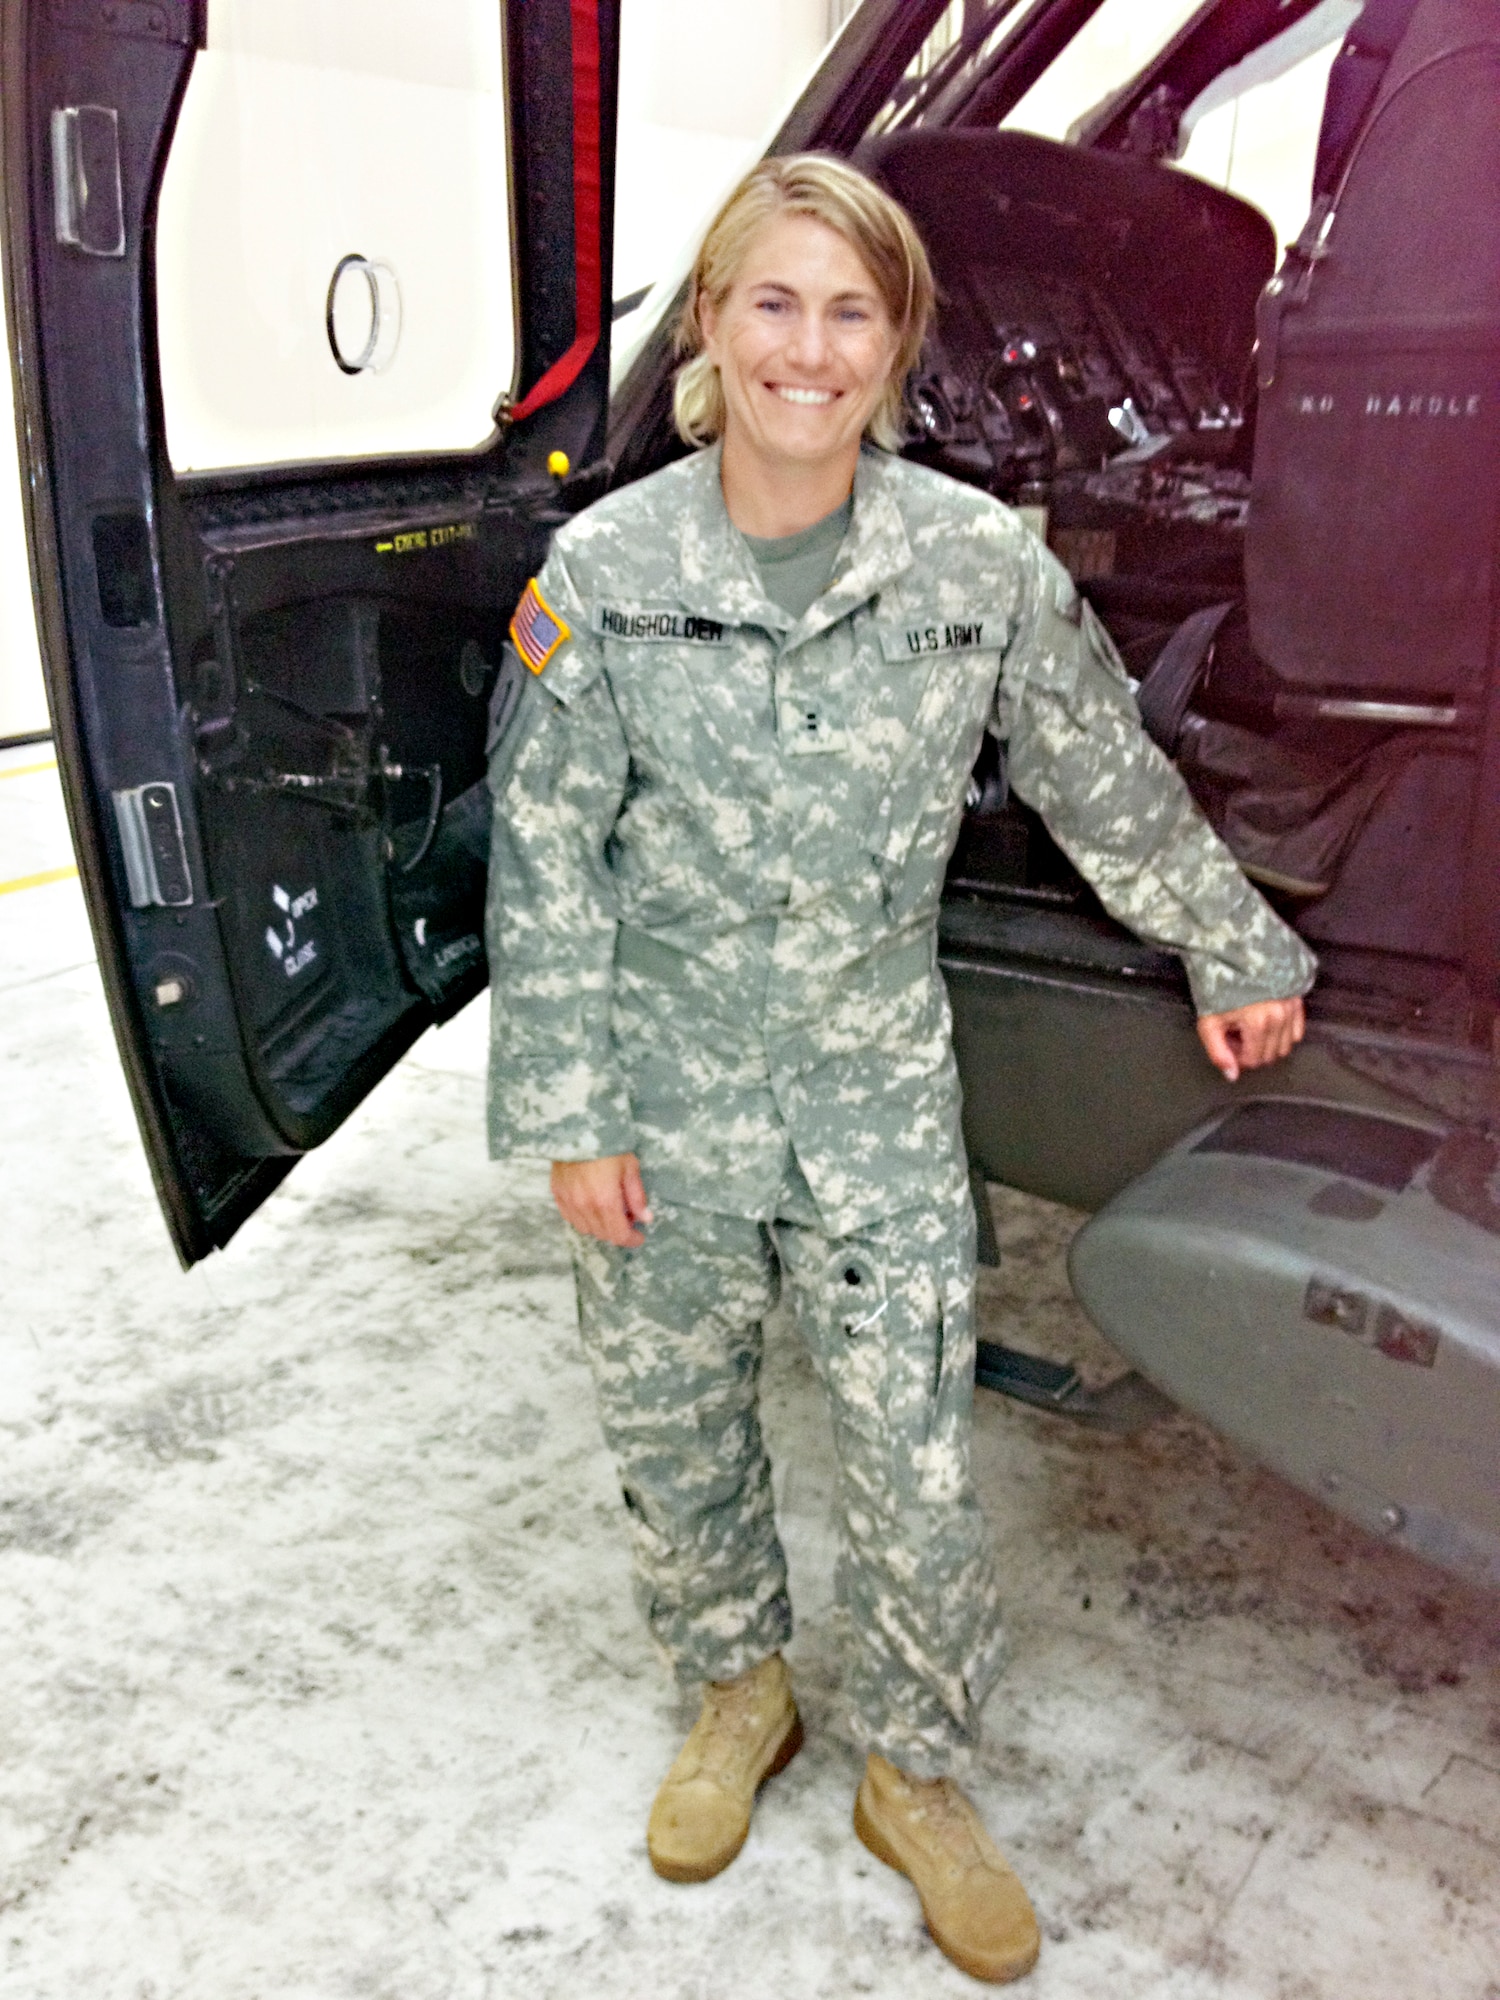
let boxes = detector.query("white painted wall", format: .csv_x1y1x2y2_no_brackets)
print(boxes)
612,0,845,306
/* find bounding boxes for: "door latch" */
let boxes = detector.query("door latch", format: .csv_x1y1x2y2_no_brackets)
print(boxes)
51,105,125,258
113,782,193,907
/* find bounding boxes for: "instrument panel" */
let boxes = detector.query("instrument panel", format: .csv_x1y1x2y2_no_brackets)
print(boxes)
902,269,1254,578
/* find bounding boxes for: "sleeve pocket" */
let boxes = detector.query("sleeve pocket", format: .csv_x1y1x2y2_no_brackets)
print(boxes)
485,649,529,758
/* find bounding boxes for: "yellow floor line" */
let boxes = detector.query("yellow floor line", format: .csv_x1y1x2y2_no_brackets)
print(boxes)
0,758,58,780
0,863,78,897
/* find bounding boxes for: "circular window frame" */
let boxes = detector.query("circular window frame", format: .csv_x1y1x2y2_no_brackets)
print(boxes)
325,253,402,376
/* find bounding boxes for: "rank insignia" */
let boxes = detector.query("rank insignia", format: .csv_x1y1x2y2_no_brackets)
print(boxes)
510,577,570,675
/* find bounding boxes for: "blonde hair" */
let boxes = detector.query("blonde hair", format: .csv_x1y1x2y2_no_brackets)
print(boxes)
673,153,934,453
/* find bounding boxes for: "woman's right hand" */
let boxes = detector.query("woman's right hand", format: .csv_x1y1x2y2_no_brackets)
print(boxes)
550,1153,654,1248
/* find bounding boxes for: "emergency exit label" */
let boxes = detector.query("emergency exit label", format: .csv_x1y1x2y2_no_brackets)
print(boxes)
374,522,478,556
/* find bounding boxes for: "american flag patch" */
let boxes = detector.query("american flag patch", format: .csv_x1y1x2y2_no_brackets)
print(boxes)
509,577,569,675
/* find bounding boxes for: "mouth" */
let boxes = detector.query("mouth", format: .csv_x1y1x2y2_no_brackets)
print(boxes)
768,384,839,407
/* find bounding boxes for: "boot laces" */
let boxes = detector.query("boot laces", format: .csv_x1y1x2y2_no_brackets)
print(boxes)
696,1670,773,1779
907,1776,985,1877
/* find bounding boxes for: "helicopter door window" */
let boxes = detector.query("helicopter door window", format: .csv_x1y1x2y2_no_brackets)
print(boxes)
1175,3,1359,250
999,0,1205,142
154,0,513,474
864,1,1047,141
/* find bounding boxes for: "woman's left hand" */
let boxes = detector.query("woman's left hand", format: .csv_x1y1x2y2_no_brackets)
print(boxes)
1196,996,1306,1082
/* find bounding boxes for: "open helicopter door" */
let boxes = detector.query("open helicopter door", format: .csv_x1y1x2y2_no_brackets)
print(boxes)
1,0,618,1263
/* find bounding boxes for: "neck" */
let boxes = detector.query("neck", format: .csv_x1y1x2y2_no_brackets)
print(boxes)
717,429,859,539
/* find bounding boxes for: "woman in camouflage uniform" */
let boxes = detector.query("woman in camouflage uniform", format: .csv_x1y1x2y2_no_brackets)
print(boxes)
485,155,1312,1985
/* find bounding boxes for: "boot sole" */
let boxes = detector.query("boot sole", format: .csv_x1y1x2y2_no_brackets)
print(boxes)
649,1710,805,1885
853,1787,1041,1986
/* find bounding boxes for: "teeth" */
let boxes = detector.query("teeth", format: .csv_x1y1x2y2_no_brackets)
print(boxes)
774,386,835,406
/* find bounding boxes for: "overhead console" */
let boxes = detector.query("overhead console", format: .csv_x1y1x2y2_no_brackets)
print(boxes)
861,130,1276,583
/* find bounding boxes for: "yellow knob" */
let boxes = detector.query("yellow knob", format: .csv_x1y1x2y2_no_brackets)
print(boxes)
547,450,571,478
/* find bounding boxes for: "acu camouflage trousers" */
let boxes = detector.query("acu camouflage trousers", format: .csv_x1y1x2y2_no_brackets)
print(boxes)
569,1180,1006,1777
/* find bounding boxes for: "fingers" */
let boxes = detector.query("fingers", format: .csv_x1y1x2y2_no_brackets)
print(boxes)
558,1179,643,1248
566,1172,644,1247
1197,997,1307,1081
1240,997,1304,1068
550,1154,650,1248
622,1155,654,1228
1196,1013,1240,1082
1286,995,1307,1052
1239,1005,1278,1070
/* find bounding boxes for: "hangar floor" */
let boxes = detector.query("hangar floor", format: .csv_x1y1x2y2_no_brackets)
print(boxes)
2,740,1497,2000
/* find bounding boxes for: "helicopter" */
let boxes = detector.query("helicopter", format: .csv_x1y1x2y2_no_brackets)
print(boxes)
3,0,1495,1590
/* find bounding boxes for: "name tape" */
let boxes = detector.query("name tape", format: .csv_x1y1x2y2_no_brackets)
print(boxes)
594,604,730,645
880,617,995,663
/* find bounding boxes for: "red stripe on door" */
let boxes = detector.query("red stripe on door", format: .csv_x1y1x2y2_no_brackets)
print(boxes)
510,0,604,424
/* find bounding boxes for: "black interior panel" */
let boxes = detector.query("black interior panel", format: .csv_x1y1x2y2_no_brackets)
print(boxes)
185,514,537,1146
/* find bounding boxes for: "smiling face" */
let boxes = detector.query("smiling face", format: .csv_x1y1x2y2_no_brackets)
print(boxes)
698,211,901,488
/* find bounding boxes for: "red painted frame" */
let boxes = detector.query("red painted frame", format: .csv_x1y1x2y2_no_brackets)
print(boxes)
511,0,603,422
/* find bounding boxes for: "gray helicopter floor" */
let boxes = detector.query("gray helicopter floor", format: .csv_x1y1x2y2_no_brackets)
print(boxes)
2,741,1497,2000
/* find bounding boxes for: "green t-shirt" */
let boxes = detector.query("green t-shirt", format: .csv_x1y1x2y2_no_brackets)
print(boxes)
742,494,853,622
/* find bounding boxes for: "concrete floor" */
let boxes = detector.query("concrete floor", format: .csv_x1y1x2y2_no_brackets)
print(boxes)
2,740,1497,2000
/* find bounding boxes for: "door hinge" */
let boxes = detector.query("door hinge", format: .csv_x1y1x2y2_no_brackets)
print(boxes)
52,0,203,48
113,782,194,908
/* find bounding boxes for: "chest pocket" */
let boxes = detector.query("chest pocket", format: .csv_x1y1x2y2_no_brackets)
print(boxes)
866,613,1007,916
598,614,777,855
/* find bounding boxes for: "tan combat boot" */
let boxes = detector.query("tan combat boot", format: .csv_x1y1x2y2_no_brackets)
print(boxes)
854,1753,1041,1984
646,1653,803,1882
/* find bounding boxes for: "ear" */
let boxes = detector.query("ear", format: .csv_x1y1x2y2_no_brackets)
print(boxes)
697,290,721,363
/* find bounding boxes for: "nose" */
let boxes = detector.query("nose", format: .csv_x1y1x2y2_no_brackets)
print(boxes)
785,310,832,373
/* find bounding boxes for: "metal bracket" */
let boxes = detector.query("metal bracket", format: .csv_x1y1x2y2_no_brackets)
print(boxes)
51,105,125,258
975,1339,1175,1436
112,782,193,908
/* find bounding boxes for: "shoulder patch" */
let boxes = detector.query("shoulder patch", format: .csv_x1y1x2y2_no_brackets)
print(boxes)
510,577,570,675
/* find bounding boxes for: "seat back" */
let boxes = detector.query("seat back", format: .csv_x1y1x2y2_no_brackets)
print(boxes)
1246,0,1500,697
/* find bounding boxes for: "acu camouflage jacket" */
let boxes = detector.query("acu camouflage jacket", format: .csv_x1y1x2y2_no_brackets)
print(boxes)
485,445,1315,1234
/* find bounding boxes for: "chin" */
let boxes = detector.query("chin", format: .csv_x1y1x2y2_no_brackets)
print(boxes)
767,422,844,452
756,412,858,456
